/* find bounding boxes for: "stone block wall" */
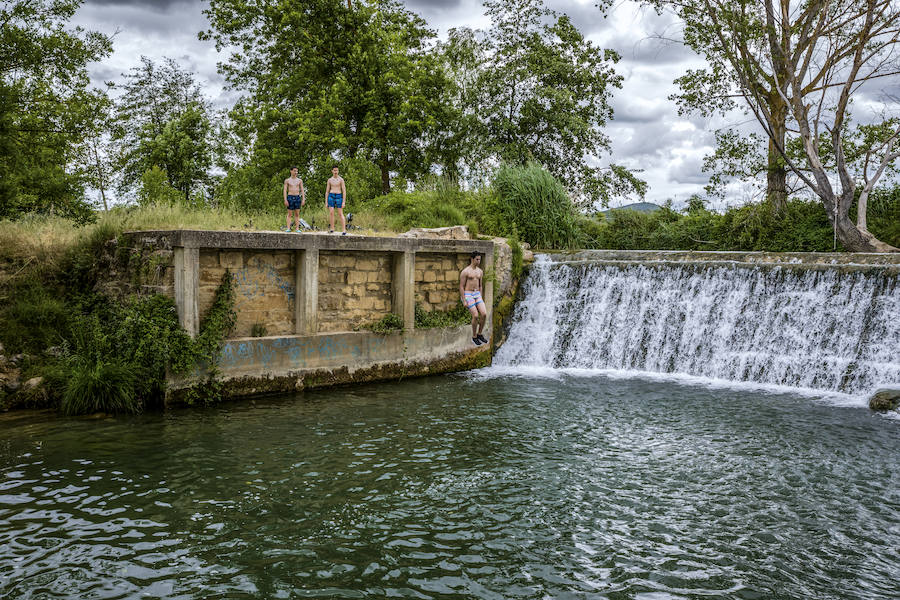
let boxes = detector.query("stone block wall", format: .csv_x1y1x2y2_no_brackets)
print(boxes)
199,250,296,337
415,253,471,312
317,251,393,332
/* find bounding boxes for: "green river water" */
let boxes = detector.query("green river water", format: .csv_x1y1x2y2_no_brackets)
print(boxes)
1,372,899,599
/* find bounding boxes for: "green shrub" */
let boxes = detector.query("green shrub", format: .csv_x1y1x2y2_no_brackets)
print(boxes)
490,163,581,249
58,315,143,415
370,191,466,230
364,313,404,333
60,356,141,416
583,199,838,252
0,282,69,353
414,303,471,329
138,166,182,206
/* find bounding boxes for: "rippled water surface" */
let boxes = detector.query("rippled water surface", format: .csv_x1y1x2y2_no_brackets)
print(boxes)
2,374,899,599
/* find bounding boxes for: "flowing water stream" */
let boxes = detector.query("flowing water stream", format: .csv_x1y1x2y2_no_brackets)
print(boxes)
496,255,900,396
1,256,899,599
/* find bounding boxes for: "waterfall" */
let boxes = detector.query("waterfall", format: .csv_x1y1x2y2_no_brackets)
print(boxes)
495,254,900,395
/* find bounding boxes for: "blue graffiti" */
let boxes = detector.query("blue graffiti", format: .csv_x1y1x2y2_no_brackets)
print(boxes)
256,341,276,369
231,262,295,305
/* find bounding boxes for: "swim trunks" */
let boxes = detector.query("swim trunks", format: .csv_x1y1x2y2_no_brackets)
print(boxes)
463,290,483,309
328,192,343,208
287,194,302,210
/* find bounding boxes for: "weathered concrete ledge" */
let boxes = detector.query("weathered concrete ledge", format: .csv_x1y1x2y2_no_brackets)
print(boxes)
169,325,490,403
129,229,495,254
548,249,900,274
121,230,502,402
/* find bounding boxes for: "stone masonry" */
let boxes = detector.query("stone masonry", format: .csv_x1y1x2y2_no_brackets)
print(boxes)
415,253,473,312
122,230,500,402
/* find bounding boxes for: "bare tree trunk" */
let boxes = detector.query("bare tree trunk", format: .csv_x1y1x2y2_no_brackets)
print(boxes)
857,192,869,232
827,190,899,252
380,161,391,195
766,100,787,212
766,138,787,213
92,142,108,212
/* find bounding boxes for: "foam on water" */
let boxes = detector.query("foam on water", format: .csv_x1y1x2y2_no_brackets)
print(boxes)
493,254,900,399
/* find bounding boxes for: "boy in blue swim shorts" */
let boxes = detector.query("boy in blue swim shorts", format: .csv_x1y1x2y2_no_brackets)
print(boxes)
325,165,347,235
459,251,488,346
282,167,306,232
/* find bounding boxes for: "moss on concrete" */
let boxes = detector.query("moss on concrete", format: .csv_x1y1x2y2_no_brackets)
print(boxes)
165,345,491,406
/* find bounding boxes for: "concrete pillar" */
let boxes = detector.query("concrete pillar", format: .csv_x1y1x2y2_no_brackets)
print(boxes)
295,248,319,335
483,245,495,312
392,250,415,331
174,246,199,336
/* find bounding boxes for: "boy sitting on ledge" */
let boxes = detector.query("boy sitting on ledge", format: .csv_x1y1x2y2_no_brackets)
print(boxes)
460,251,488,346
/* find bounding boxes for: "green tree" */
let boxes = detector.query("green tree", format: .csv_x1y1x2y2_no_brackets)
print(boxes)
202,0,447,196
653,0,793,211
142,103,213,204
112,57,212,202
651,0,900,252
0,0,112,221
439,0,645,208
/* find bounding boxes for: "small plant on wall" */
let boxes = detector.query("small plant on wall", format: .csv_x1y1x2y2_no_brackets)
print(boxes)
251,322,268,337
363,313,404,333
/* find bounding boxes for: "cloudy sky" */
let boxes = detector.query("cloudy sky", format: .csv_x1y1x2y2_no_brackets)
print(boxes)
70,0,765,208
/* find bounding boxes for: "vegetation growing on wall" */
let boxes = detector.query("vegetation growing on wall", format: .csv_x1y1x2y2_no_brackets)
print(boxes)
363,313,404,334
0,228,236,414
414,303,471,329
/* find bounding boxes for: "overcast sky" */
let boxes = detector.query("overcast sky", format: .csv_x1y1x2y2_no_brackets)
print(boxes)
67,0,800,208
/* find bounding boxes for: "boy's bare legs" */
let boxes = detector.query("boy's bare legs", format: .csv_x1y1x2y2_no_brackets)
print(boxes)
328,206,335,232
476,303,487,337
337,207,346,233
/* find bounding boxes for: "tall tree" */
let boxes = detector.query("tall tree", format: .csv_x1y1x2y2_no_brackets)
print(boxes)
201,0,446,195
438,0,645,208
657,1,793,211
112,57,212,202
653,0,900,252
0,0,112,221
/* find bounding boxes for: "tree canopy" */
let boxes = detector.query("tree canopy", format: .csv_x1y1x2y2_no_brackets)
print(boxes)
439,0,645,208
0,0,111,221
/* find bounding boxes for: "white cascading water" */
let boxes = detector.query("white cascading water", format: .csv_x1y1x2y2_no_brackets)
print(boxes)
495,254,900,395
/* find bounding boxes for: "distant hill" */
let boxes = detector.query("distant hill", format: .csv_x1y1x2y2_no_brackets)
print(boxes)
601,202,662,215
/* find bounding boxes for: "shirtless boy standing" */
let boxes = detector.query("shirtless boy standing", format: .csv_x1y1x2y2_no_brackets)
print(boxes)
282,167,305,232
325,165,347,235
460,251,488,346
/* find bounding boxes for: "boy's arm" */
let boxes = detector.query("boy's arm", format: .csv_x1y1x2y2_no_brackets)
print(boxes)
299,178,305,205
283,179,288,206
341,178,347,206
459,270,467,303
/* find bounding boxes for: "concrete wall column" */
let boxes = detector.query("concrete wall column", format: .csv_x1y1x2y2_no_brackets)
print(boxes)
174,246,199,336
483,245,494,312
295,248,319,335
392,250,415,331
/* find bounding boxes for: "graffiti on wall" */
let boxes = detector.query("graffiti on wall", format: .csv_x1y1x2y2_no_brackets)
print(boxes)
230,261,295,311
218,335,390,370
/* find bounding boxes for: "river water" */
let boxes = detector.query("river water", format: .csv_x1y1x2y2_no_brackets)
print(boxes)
2,373,899,599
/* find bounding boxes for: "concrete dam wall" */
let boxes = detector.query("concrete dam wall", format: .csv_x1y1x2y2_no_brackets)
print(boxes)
122,230,505,401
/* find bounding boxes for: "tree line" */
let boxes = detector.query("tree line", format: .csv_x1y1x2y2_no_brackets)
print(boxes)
2,0,899,252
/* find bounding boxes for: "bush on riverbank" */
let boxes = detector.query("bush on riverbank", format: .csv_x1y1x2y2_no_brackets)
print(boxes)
0,221,237,414
580,194,900,252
